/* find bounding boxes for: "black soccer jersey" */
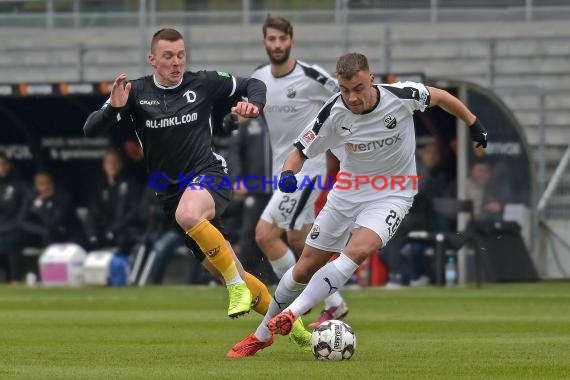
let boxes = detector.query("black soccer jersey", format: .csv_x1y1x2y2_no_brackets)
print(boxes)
84,71,266,188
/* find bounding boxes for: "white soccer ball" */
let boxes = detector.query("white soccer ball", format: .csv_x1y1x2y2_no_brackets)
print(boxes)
311,320,356,360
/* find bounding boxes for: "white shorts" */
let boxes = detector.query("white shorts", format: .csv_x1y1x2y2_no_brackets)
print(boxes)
260,173,323,231
305,195,413,253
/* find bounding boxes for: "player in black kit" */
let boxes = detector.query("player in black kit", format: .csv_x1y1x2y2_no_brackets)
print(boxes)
83,28,272,318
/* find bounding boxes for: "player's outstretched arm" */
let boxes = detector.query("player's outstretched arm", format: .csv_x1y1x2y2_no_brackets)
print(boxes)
426,86,476,125
426,86,488,148
282,148,307,176
231,77,266,118
83,73,131,137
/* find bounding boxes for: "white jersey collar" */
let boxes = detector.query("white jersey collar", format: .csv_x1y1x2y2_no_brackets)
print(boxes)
153,74,184,90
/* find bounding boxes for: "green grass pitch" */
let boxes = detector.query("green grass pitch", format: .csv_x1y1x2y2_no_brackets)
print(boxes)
1,282,569,379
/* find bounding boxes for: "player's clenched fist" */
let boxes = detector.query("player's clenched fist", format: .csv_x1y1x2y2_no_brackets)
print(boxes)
231,101,260,118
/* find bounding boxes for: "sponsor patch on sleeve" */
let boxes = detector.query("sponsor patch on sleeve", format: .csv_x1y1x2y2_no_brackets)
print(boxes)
216,71,231,78
301,130,317,145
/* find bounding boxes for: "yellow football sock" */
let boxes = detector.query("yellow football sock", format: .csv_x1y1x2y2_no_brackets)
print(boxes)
243,272,271,315
186,219,240,284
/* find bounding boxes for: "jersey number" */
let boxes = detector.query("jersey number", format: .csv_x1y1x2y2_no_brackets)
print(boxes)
278,195,298,216
385,209,402,238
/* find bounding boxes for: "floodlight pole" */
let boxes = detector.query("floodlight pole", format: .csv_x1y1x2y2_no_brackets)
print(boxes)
457,84,469,285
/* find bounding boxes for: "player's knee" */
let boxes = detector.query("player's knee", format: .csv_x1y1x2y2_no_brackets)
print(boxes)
255,223,272,247
174,206,202,231
345,242,381,265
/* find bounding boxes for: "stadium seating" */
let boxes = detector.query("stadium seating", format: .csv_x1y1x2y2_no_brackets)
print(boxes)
0,21,568,148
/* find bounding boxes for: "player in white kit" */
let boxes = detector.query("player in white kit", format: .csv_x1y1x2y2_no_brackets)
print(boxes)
252,16,349,324
229,53,488,356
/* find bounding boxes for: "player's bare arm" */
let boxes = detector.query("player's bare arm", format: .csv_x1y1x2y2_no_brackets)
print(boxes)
277,149,307,193
426,86,476,125
427,86,488,148
282,148,307,175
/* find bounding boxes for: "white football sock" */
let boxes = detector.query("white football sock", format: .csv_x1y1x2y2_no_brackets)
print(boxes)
269,248,296,279
324,291,345,309
287,254,358,317
255,267,306,341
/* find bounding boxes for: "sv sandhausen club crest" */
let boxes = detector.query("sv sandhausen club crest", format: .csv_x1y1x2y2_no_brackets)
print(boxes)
286,87,296,98
310,225,320,239
384,114,397,129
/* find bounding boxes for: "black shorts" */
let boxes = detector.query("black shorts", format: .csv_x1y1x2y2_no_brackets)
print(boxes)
158,170,232,262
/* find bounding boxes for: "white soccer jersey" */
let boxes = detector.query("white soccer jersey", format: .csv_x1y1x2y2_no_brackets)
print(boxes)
294,81,431,209
252,60,339,177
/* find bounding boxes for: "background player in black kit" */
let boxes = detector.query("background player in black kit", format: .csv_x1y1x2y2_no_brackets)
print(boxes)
83,28,271,319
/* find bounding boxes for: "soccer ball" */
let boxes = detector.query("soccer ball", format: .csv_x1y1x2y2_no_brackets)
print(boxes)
311,320,356,360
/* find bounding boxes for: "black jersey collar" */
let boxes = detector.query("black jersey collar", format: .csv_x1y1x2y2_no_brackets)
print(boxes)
272,61,297,79
365,86,381,114
340,86,381,115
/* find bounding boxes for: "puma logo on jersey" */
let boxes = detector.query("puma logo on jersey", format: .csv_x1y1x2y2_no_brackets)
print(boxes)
341,126,353,134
